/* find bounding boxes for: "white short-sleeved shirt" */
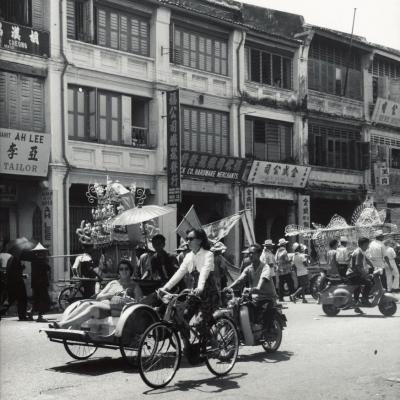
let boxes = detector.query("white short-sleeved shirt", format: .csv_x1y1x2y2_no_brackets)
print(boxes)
292,253,308,277
385,246,397,269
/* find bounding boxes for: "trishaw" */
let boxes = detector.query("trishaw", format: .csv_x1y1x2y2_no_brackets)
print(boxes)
42,281,160,366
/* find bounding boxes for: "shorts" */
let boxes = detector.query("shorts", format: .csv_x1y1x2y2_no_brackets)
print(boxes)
297,275,309,287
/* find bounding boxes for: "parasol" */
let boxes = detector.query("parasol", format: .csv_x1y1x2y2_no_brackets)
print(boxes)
111,205,174,226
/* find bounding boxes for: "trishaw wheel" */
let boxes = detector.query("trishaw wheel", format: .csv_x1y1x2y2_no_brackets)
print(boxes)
378,301,397,316
138,322,181,389
261,318,282,353
63,340,97,360
120,338,140,367
322,304,340,316
205,317,239,377
58,287,84,312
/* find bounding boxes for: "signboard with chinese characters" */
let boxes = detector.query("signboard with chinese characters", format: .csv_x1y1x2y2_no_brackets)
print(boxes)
248,161,311,188
41,190,53,253
374,161,391,207
371,98,400,128
298,195,310,229
0,128,51,177
181,151,248,182
166,90,181,204
0,20,50,57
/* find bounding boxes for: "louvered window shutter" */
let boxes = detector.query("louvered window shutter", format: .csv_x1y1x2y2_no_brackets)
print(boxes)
110,12,119,49
32,78,44,132
205,38,212,72
97,9,108,46
139,21,149,56
120,16,128,52
67,0,76,39
32,0,45,30
8,73,19,129
245,119,253,157
19,75,33,131
190,109,198,152
0,72,8,128
308,128,315,164
199,111,207,153
250,49,260,83
183,108,191,151
221,114,228,155
130,18,140,53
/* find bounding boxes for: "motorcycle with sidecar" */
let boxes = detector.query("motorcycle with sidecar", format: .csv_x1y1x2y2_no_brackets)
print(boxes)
319,268,398,316
216,288,287,352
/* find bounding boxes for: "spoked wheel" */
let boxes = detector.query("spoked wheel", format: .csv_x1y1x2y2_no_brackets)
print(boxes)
204,317,239,377
378,301,397,316
261,318,282,353
63,340,97,360
138,322,181,389
58,286,84,311
120,335,141,367
322,304,340,316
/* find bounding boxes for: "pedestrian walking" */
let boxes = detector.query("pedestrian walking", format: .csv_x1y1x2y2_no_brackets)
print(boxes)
275,238,294,301
383,239,400,292
336,236,350,278
260,239,277,288
290,243,309,303
71,244,98,298
30,243,51,322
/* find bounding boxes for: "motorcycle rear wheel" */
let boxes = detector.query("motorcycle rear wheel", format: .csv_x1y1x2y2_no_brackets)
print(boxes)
378,301,397,316
322,304,340,316
261,319,282,353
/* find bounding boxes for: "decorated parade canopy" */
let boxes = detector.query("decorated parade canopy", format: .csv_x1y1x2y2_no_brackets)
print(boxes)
76,178,171,247
284,199,398,262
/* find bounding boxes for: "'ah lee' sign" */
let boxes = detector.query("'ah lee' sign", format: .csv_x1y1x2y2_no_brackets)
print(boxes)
0,128,51,177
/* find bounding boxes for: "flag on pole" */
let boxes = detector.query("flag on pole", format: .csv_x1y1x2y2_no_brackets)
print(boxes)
241,209,256,245
176,205,202,238
203,212,243,243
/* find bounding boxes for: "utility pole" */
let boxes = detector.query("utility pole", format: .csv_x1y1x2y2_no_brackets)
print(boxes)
342,8,357,97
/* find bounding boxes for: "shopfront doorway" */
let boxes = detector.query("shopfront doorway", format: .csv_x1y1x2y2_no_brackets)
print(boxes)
255,199,292,244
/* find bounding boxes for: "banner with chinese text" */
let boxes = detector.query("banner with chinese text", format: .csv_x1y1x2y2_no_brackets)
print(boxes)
0,128,51,177
371,98,400,128
181,151,248,182
166,90,181,203
203,212,243,243
248,161,311,188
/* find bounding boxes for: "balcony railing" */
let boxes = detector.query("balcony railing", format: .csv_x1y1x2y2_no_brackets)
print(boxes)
131,126,150,148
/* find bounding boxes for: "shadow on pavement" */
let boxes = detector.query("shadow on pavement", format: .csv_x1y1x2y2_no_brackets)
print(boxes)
142,372,247,395
319,314,398,319
237,350,293,364
48,356,136,376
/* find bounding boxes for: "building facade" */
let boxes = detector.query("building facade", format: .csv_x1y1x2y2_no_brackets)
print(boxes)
1,0,400,291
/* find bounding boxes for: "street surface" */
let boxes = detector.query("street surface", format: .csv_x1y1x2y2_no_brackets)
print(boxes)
1,297,400,400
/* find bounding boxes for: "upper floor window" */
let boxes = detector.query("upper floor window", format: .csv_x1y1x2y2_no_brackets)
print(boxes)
171,26,228,76
308,37,362,100
68,85,150,147
0,70,45,132
66,1,150,57
370,55,400,79
182,106,229,155
245,118,293,162
0,0,45,30
246,47,293,89
308,122,363,170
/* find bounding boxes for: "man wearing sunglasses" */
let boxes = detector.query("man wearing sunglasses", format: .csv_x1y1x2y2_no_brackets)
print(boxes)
226,243,277,328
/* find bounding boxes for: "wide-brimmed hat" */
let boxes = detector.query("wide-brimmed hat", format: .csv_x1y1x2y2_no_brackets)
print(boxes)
277,238,289,246
263,239,275,247
374,229,384,238
211,242,227,253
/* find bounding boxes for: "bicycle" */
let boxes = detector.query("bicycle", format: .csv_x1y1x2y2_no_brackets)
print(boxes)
137,288,239,388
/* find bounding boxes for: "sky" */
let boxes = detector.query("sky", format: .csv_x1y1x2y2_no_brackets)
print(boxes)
241,0,400,51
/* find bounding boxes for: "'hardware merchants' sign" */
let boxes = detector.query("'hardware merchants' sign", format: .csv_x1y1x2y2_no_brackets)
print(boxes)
181,151,247,182
0,128,51,177
248,161,311,188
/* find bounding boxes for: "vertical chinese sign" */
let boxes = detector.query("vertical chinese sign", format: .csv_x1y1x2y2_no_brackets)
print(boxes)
41,190,53,254
298,195,310,247
166,90,181,204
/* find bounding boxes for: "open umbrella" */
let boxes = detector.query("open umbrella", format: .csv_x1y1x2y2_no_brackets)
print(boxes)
111,205,174,226
6,237,37,261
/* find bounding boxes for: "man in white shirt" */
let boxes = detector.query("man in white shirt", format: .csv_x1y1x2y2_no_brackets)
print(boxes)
383,240,400,292
367,230,391,289
336,236,350,277
260,239,277,288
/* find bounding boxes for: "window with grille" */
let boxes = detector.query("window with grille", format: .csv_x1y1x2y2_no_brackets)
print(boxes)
308,37,362,100
95,7,149,56
171,26,228,76
0,70,45,132
370,55,400,79
181,106,229,155
246,47,293,89
308,122,363,170
245,118,292,162
66,0,91,41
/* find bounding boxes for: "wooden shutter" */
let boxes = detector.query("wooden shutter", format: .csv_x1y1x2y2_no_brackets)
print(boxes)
139,21,148,56
245,119,253,157
97,8,108,46
0,72,8,128
66,0,76,39
109,12,119,49
120,15,128,52
221,114,228,155
183,108,190,150
199,111,207,153
250,49,260,83
205,38,212,72
8,73,19,129
130,17,140,53
32,78,44,132
307,59,315,89
32,0,45,30
19,75,32,131
190,109,198,152
348,69,362,100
